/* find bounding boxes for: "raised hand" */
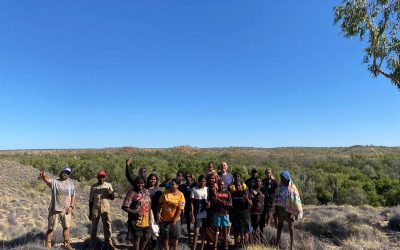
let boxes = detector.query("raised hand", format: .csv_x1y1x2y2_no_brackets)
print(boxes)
39,170,45,178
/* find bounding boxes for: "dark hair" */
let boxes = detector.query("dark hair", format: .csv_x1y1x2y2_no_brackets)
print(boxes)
170,178,180,185
198,175,206,182
147,173,159,187
234,180,242,186
233,172,241,177
134,176,145,186
255,177,262,182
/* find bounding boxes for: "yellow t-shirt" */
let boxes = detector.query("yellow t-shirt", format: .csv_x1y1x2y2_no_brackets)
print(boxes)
229,182,248,193
159,189,185,222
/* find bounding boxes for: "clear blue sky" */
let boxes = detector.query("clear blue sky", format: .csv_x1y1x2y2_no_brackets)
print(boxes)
0,1,399,149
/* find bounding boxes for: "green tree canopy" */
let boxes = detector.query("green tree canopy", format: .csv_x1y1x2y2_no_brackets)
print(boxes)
334,0,400,89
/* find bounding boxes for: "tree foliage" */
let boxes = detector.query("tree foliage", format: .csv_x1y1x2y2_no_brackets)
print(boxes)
334,0,400,89
1,147,400,206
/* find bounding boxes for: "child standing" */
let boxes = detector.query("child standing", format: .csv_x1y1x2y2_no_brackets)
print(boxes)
210,179,232,250
190,175,209,250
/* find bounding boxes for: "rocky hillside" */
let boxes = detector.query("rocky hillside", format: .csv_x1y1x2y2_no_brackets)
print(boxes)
1,160,400,250
0,160,127,249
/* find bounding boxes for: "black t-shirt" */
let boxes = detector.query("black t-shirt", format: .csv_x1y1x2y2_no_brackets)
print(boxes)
179,182,197,211
245,177,257,190
231,190,251,218
148,186,162,215
210,190,232,215
263,178,278,207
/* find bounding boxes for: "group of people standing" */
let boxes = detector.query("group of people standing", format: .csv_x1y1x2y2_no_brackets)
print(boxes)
39,160,303,250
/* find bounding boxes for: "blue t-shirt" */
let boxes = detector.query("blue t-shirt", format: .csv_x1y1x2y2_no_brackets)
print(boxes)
278,185,288,208
218,172,234,186
190,186,208,219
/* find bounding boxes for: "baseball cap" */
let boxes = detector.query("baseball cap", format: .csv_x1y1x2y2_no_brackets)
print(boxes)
97,171,107,177
62,166,72,175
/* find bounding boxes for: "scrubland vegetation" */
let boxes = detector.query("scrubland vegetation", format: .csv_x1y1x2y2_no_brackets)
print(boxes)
2,146,400,207
1,146,400,249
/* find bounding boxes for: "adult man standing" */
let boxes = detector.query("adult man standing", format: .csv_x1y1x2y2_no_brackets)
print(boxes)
218,162,234,187
261,168,278,231
89,171,115,250
39,167,76,250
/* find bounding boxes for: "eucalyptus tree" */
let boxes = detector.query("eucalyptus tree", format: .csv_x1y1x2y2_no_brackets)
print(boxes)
334,0,400,89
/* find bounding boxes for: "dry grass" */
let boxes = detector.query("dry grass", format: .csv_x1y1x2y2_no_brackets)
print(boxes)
1,160,400,249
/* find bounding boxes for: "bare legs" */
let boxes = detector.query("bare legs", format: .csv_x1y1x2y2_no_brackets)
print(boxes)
276,219,294,250
133,233,151,250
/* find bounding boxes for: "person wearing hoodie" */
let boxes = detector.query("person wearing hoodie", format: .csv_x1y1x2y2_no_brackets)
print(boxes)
273,171,303,250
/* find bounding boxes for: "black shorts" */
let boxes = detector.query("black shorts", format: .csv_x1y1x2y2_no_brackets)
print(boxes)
127,225,151,242
160,221,182,240
251,214,262,231
233,215,251,234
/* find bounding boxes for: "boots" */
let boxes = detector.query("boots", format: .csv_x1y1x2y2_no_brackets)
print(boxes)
64,239,74,250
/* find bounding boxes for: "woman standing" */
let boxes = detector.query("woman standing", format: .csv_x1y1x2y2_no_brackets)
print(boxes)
157,178,186,250
122,176,152,250
273,171,303,250
146,173,162,247
147,174,162,217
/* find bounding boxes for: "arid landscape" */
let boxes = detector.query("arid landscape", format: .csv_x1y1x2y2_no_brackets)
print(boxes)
0,158,400,249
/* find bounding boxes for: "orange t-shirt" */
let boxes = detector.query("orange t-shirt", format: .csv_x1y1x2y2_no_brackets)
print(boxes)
159,189,185,222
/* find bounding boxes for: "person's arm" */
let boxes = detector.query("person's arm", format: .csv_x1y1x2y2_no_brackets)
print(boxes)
171,193,185,226
122,206,138,215
39,170,51,185
191,202,195,224
190,190,195,223
157,193,165,222
125,159,135,186
66,195,76,214
244,191,252,208
226,192,232,207
171,208,183,226
108,184,115,200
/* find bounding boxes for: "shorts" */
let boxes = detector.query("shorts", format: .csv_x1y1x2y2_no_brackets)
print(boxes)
127,225,151,241
48,210,71,230
194,218,207,228
233,215,251,234
213,214,230,227
160,221,182,240
277,207,295,223
251,214,262,231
